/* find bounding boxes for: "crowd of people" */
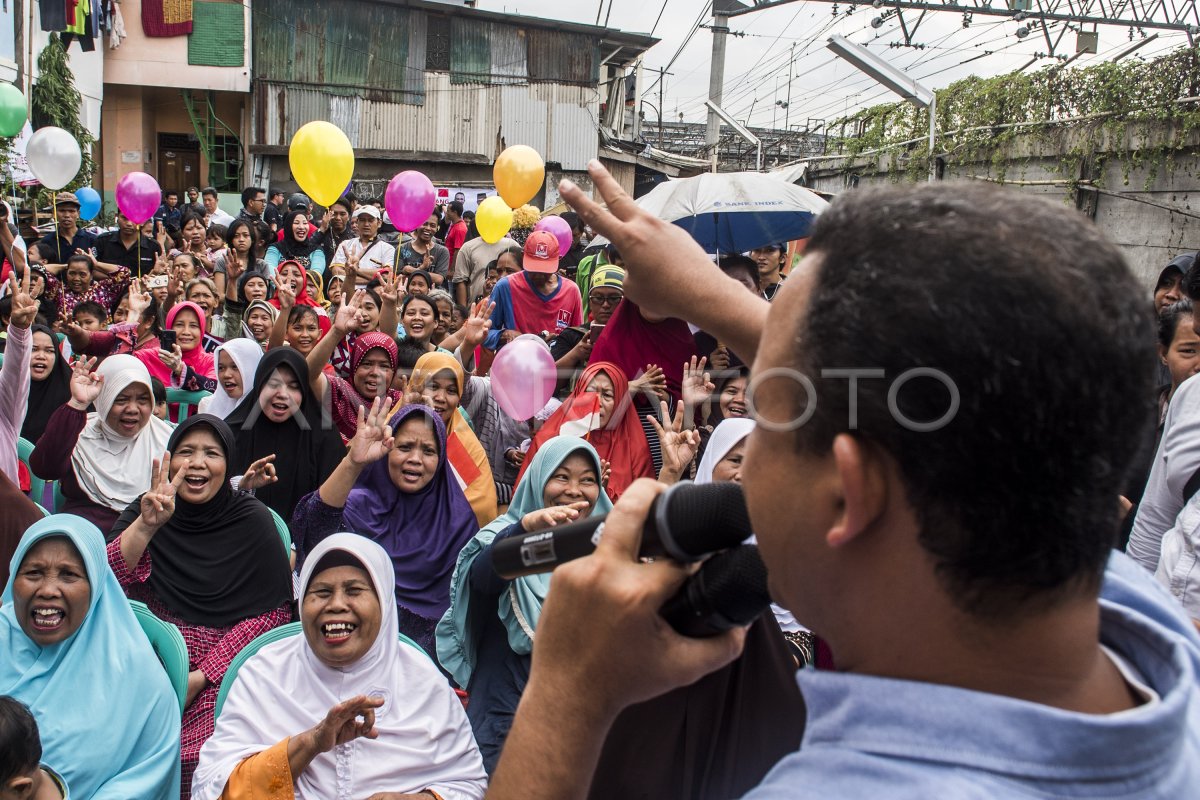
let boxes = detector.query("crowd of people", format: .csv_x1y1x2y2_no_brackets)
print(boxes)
1,159,1199,799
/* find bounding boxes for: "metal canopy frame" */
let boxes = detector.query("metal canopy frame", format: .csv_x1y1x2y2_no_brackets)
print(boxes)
729,0,1200,48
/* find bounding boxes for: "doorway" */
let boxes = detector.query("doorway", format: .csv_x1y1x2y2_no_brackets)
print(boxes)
157,133,201,197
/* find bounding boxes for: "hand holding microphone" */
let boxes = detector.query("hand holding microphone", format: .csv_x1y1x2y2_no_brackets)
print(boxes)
494,481,771,638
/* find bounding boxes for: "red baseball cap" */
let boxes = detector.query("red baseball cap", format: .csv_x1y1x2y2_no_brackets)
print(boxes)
523,230,560,273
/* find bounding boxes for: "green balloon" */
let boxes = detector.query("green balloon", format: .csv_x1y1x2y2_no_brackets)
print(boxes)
0,83,27,138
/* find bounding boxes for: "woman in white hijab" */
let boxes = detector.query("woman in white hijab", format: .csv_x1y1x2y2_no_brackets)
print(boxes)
197,339,263,418
694,417,754,485
29,353,173,532
192,533,487,800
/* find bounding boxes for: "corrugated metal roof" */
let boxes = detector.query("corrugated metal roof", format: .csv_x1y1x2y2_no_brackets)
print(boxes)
450,16,491,84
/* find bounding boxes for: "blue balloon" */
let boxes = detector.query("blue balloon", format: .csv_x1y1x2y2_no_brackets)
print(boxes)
76,187,101,221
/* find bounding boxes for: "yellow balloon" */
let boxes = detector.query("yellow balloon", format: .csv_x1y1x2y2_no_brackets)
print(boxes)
476,196,514,244
289,121,355,207
494,145,545,208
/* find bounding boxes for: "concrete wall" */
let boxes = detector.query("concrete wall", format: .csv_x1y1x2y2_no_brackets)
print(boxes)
800,124,1200,291
103,0,250,92
25,7,104,139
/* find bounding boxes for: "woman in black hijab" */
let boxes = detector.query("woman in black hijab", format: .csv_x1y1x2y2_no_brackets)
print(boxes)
223,348,345,527
21,324,71,443
107,413,293,796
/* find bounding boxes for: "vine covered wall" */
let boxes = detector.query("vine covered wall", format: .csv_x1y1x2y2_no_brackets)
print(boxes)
825,48,1200,187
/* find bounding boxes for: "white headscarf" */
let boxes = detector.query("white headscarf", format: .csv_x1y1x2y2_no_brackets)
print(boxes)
198,339,263,419
71,354,174,510
695,418,755,484
192,534,487,800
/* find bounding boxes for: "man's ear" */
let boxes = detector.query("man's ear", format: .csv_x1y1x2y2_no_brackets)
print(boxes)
826,433,888,548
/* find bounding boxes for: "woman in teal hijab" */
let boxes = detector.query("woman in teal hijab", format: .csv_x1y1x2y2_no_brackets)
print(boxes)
437,436,612,773
0,515,182,798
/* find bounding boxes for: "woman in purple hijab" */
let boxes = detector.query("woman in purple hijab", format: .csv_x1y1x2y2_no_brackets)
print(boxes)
292,400,480,654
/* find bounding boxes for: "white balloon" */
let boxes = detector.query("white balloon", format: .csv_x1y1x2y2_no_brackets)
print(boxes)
26,126,82,191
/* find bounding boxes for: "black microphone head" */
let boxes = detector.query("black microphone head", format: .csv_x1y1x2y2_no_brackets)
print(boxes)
659,545,772,637
657,481,753,560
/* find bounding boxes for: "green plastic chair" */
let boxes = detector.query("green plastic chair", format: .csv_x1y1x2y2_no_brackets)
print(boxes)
267,507,293,554
35,502,50,517
129,600,190,713
16,437,48,505
164,389,211,423
214,623,428,719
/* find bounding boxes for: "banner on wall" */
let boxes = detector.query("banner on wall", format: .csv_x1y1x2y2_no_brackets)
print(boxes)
435,187,496,214
6,121,37,186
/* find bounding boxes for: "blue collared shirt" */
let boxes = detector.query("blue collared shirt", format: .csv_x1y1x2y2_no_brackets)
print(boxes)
745,552,1200,798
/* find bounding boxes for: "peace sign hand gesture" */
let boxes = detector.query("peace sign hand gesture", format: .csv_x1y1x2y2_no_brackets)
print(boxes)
334,289,365,334
347,397,395,467
377,268,400,306
139,453,185,531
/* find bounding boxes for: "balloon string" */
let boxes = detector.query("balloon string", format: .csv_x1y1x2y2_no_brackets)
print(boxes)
53,196,59,263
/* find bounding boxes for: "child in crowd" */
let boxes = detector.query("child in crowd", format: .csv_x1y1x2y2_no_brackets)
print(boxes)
71,302,107,332
150,376,169,421
0,696,67,799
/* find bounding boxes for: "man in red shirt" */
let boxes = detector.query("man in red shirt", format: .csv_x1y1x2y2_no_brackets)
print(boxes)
444,200,468,269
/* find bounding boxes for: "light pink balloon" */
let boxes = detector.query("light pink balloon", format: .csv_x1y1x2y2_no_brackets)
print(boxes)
534,215,573,256
490,334,557,420
115,172,162,224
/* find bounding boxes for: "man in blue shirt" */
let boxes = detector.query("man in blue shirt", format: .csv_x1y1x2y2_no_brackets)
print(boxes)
483,165,1200,799
36,192,95,267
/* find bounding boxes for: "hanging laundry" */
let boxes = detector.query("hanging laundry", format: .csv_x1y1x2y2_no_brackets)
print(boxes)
142,0,192,37
109,0,127,49
39,0,68,32
61,0,97,52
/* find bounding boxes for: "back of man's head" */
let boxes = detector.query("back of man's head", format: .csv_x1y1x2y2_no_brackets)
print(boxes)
791,182,1153,617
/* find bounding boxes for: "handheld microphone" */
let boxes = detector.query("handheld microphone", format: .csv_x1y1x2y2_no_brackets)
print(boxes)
491,481,753,580
659,544,772,637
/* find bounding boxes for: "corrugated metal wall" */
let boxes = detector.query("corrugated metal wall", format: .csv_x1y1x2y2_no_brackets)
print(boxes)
261,74,600,170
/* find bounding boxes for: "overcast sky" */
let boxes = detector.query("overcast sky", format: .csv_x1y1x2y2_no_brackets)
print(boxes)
479,0,1188,133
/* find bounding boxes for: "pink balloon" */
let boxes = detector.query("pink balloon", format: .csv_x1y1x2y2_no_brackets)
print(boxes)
385,171,436,232
490,334,558,420
534,215,573,256
115,172,162,224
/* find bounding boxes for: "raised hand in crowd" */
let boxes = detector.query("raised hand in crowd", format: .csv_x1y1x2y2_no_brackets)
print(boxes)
334,289,366,334
7,266,37,329
276,283,296,313
67,356,103,410
224,246,245,285
127,278,152,319
348,397,396,467
158,342,186,378
139,453,185,531
707,344,730,372
630,364,668,403
377,268,401,307
166,262,185,302
649,400,700,484
522,500,591,532
240,453,279,492
150,253,169,276
681,355,715,427
445,297,495,353
599,458,612,488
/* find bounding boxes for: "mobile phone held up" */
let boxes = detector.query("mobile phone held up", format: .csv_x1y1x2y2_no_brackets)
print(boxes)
589,322,605,343
159,329,177,350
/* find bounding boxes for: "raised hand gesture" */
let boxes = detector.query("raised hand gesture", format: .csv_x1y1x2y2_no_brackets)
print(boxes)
460,298,495,350
630,364,668,403
650,400,701,482
334,289,365,334
681,356,714,409
240,454,278,492
224,248,244,284
276,282,296,312
68,356,103,409
127,279,152,319
139,454,185,531
307,695,382,754
377,268,400,306
347,397,395,467
599,458,612,488
7,267,37,329
522,500,591,532
166,263,184,300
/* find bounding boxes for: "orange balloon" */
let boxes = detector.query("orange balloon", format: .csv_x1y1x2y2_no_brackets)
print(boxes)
494,145,545,208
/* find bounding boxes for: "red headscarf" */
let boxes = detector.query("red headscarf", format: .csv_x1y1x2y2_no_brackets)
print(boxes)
329,332,402,439
270,259,331,334
135,300,215,383
520,361,654,501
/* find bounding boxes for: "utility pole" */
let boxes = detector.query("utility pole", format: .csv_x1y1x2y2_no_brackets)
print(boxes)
785,41,794,131
705,5,731,148
657,67,672,149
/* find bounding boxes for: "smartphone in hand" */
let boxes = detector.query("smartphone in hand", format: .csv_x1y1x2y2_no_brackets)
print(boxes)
158,329,177,350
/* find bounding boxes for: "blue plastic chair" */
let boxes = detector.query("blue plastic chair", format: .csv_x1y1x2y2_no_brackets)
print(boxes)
129,600,190,713
267,507,292,554
214,623,428,719
164,389,211,423
16,437,48,505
